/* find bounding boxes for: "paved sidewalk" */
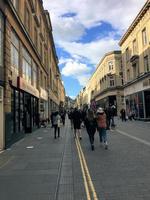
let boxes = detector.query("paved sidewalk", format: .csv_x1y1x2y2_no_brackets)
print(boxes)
0,123,77,200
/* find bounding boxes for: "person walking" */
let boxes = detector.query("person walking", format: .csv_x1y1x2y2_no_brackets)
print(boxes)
68,108,73,129
53,111,61,139
120,108,126,122
97,107,108,149
72,108,82,139
85,108,97,151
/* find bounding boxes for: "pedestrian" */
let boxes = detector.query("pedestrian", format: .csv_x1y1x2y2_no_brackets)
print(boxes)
85,108,97,151
60,110,66,126
68,108,73,129
120,108,126,122
72,108,82,139
97,107,108,149
53,111,61,139
50,111,55,128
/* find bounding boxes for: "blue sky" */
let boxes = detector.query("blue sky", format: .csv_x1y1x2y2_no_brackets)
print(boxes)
43,0,145,99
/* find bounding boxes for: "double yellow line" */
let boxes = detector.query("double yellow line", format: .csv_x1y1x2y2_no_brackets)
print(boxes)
75,137,99,200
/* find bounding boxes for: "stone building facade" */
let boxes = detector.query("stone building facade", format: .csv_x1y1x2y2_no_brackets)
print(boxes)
80,51,124,115
0,0,64,149
119,0,150,120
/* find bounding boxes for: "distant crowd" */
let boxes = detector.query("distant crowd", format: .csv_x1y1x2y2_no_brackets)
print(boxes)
50,105,119,151
41,105,136,151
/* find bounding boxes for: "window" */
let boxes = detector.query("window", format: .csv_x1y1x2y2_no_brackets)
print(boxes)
133,39,137,54
25,6,30,33
127,69,130,81
109,76,115,87
126,47,130,62
11,0,19,11
22,47,32,84
133,63,137,78
44,76,47,89
40,71,43,87
144,55,149,72
40,41,43,59
11,31,19,74
108,61,113,71
32,62,38,88
34,26,38,48
142,28,147,46
0,12,4,68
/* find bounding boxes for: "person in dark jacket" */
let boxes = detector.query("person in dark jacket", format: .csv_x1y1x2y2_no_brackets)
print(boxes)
85,108,97,150
120,108,126,121
72,108,82,139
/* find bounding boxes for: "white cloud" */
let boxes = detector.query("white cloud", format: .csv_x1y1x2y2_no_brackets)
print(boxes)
43,0,146,86
59,36,119,65
43,0,145,62
61,60,91,86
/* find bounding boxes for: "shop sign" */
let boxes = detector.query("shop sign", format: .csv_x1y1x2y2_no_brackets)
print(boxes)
143,78,150,87
18,77,39,98
40,87,48,101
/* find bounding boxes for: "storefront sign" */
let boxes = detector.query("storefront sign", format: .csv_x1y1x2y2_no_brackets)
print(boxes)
18,77,39,98
40,87,48,101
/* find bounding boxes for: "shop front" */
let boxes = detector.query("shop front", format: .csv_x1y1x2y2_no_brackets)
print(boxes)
40,87,48,122
18,77,40,132
6,77,40,147
124,76,150,120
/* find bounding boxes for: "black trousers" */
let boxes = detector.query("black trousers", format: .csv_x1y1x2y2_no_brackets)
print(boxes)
54,125,60,138
87,127,96,145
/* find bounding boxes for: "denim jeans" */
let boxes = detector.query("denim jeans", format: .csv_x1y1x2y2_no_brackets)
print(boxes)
99,128,107,143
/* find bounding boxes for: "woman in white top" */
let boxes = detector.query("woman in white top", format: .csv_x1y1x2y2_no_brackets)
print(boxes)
53,112,61,139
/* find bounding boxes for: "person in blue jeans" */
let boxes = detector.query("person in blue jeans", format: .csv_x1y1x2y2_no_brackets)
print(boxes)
96,107,108,149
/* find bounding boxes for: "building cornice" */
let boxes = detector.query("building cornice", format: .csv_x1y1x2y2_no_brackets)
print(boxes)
93,86,123,100
123,72,150,88
119,0,150,46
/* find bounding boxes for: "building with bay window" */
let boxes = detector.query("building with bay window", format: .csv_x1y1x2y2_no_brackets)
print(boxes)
119,0,150,120
82,51,124,115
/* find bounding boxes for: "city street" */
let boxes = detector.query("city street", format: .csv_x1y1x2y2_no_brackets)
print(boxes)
0,119,150,200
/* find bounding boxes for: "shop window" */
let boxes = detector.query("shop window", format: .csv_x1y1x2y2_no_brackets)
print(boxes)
144,55,149,72
11,31,19,74
142,28,147,46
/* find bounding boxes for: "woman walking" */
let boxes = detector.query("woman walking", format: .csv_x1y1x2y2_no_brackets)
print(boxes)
72,108,82,139
97,107,108,149
85,108,97,151
53,111,61,139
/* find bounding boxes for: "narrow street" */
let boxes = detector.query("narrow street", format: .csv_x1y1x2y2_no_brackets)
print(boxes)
0,119,150,200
